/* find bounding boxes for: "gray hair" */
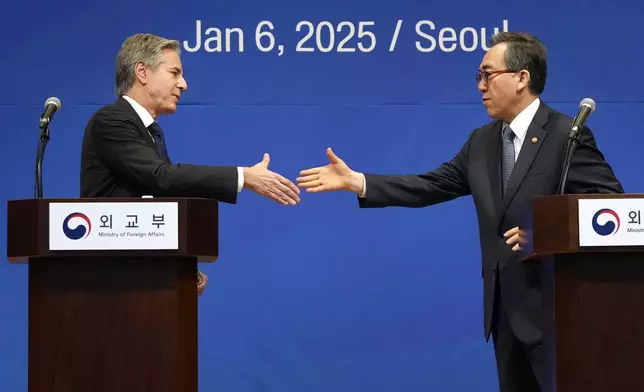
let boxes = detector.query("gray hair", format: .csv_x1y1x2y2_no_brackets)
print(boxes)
115,33,181,98
489,32,547,95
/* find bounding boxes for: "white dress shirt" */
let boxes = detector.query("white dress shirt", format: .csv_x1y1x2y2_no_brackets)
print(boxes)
358,97,541,198
122,95,244,193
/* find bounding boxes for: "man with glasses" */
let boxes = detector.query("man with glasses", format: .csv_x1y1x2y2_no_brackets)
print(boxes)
296,32,623,391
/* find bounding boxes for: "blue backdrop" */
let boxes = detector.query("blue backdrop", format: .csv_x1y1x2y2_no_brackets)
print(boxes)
2,0,643,390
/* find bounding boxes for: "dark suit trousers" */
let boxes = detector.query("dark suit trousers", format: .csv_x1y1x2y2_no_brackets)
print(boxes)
491,271,547,392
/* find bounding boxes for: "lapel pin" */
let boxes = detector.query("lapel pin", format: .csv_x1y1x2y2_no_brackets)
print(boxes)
531,137,538,144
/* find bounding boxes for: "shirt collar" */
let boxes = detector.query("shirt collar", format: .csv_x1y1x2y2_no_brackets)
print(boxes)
122,95,155,128
503,97,540,142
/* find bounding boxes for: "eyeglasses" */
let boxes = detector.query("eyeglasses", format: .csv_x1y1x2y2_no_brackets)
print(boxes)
476,69,516,85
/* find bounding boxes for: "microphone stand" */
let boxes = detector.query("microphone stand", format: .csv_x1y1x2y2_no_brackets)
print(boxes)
35,120,50,199
556,123,582,195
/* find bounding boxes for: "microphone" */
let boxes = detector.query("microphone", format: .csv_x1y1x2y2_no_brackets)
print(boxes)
39,97,62,129
557,98,597,195
34,96,61,198
570,97,596,137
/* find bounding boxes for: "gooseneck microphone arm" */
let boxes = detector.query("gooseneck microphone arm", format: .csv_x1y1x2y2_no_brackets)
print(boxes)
557,98,596,195
35,97,61,198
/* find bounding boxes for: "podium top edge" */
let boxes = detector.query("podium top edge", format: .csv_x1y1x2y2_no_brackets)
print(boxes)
534,194,644,199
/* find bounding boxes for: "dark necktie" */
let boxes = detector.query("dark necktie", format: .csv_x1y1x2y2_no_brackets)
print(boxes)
502,125,515,194
147,122,170,162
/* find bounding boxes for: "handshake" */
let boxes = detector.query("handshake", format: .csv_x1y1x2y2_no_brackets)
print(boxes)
242,147,363,205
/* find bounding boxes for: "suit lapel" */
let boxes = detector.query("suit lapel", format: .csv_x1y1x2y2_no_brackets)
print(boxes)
494,103,550,228
115,97,171,163
115,97,158,153
485,121,503,211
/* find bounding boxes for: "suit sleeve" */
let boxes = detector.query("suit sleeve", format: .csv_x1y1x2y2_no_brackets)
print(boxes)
91,112,239,203
566,125,624,194
358,132,473,208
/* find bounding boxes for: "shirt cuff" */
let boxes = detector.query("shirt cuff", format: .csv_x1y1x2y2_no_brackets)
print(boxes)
358,173,367,198
237,167,244,193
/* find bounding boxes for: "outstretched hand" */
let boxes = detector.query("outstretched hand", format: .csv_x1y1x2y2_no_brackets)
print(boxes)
243,153,300,205
297,147,364,194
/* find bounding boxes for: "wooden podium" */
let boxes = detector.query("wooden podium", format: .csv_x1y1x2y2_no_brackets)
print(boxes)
525,194,644,392
6,197,219,392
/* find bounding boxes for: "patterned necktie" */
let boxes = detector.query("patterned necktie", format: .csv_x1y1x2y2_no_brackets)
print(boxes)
501,125,515,194
147,122,170,162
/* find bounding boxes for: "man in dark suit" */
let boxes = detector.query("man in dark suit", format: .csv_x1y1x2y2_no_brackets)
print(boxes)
81,33,300,295
296,32,623,391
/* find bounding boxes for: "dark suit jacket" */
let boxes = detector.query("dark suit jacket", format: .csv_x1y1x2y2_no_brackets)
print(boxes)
80,97,238,202
358,101,624,343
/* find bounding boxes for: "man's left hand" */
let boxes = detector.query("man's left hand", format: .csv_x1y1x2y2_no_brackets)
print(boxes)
504,226,527,251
